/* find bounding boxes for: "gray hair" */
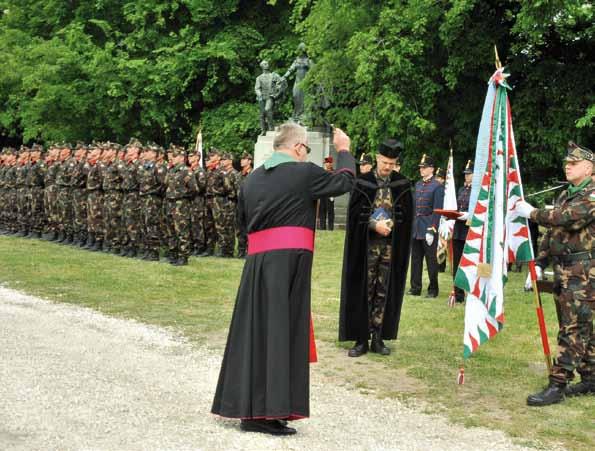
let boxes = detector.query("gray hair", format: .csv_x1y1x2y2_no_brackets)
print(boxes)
273,122,307,151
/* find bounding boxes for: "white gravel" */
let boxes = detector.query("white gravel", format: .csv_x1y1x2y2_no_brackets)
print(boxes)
0,286,543,451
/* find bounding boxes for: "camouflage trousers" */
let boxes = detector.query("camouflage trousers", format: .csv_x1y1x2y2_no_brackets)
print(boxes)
141,195,162,253
103,191,124,249
204,198,217,253
56,187,73,235
87,190,104,241
165,198,192,258
236,203,247,256
44,185,59,234
213,196,236,257
16,187,30,231
367,238,392,336
550,259,595,384
72,188,88,238
190,197,206,253
5,189,17,232
26,187,45,234
123,192,142,248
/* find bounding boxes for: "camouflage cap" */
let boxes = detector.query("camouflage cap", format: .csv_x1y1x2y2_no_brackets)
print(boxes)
74,141,86,150
463,159,474,174
169,144,187,157
240,151,253,160
208,147,221,158
220,151,233,160
126,137,143,150
565,141,594,163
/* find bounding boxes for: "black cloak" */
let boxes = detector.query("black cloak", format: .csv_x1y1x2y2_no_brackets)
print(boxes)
339,170,414,341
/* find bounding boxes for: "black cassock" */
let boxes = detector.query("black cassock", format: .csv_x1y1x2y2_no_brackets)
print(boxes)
339,171,414,342
212,152,355,420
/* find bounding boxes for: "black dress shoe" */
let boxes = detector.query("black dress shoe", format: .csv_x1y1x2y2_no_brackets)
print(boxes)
527,381,566,406
370,336,391,355
426,291,438,298
240,419,296,436
407,289,421,296
565,381,595,397
171,257,188,266
347,341,368,357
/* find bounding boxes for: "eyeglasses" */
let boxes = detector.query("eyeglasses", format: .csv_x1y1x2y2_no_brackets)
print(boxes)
298,143,311,154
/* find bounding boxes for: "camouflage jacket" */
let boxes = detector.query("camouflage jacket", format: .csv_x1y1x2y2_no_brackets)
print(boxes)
221,168,239,200
121,160,141,193
44,162,60,187
72,159,89,189
533,178,594,268
206,168,223,197
15,163,28,188
165,164,198,200
0,166,6,190
26,161,46,188
193,167,207,196
138,161,167,196
3,165,17,189
102,160,126,191
86,162,104,191
56,158,78,187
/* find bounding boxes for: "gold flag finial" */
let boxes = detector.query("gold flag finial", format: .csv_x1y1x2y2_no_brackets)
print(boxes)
449,139,453,155
494,45,502,69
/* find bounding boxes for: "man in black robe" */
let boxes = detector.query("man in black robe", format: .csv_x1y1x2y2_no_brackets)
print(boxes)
212,123,356,435
339,139,414,357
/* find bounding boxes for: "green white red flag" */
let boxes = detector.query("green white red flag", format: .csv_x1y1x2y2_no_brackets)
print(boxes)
454,67,534,359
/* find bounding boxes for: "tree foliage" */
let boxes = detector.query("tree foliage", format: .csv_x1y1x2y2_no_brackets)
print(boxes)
0,0,593,185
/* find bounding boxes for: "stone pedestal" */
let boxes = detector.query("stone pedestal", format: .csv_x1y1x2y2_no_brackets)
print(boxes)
254,128,335,169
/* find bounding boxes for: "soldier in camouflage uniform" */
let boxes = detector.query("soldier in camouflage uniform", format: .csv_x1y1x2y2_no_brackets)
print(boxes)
55,145,76,243
188,150,208,256
44,146,61,240
164,146,198,265
15,147,30,236
213,152,238,257
236,151,253,257
3,149,18,234
121,139,143,258
25,144,46,238
138,143,166,261
204,149,221,256
72,144,89,246
517,142,595,405
0,149,14,233
85,144,104,251
102,144,126,254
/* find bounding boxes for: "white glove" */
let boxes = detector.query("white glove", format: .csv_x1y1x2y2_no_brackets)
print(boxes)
438,223,450,240
425,232,435,246
524,273,533,291
516,200,535,218
535,266,543,280
458,212,469,221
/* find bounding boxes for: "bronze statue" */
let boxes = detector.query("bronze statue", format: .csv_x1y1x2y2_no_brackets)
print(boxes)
255,60,285,136
282,43,313,123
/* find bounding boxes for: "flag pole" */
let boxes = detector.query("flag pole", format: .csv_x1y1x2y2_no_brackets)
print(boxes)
494,44,552,374
447,143,457,308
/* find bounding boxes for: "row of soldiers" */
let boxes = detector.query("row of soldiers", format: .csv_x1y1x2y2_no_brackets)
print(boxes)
0,140,254,265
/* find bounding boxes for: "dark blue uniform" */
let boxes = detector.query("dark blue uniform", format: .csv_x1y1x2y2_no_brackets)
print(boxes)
452,184,471,301
410,177,444,296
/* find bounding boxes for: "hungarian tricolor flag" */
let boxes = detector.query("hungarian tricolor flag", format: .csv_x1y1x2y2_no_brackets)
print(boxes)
454,67,534,359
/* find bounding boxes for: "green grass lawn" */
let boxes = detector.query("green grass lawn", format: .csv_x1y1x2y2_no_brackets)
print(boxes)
1,232,593,450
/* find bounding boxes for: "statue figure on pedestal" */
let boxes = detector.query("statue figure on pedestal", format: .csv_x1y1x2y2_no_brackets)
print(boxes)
282,43,313,124
255,60,285,136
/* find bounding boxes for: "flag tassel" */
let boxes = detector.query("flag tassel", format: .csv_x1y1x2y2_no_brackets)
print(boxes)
457,366,465,385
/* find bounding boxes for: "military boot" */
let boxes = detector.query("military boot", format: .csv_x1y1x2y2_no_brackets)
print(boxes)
56,232,65,243
171,256,188,266
565,380,595,397
48,231,58,241
84,234,96,250
527,381,566,406
127,247,138,258
64,234,74,245
347,340,369,358
31,231,42,239
370,333,391,355
166,251,178,264
146,250,160,262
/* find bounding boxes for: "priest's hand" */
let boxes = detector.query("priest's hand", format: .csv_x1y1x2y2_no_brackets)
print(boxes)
375,220,392,237
515,200,535,218
333,128,351,152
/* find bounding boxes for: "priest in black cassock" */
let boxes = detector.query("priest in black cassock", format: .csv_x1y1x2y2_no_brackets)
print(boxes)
339,139,414,357
211,123,356,436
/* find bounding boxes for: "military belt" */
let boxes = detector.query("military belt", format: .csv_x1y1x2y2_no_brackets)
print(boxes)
553,250,595,265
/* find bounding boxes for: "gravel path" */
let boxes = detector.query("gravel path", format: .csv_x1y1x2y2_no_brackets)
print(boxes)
0,286,537,451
